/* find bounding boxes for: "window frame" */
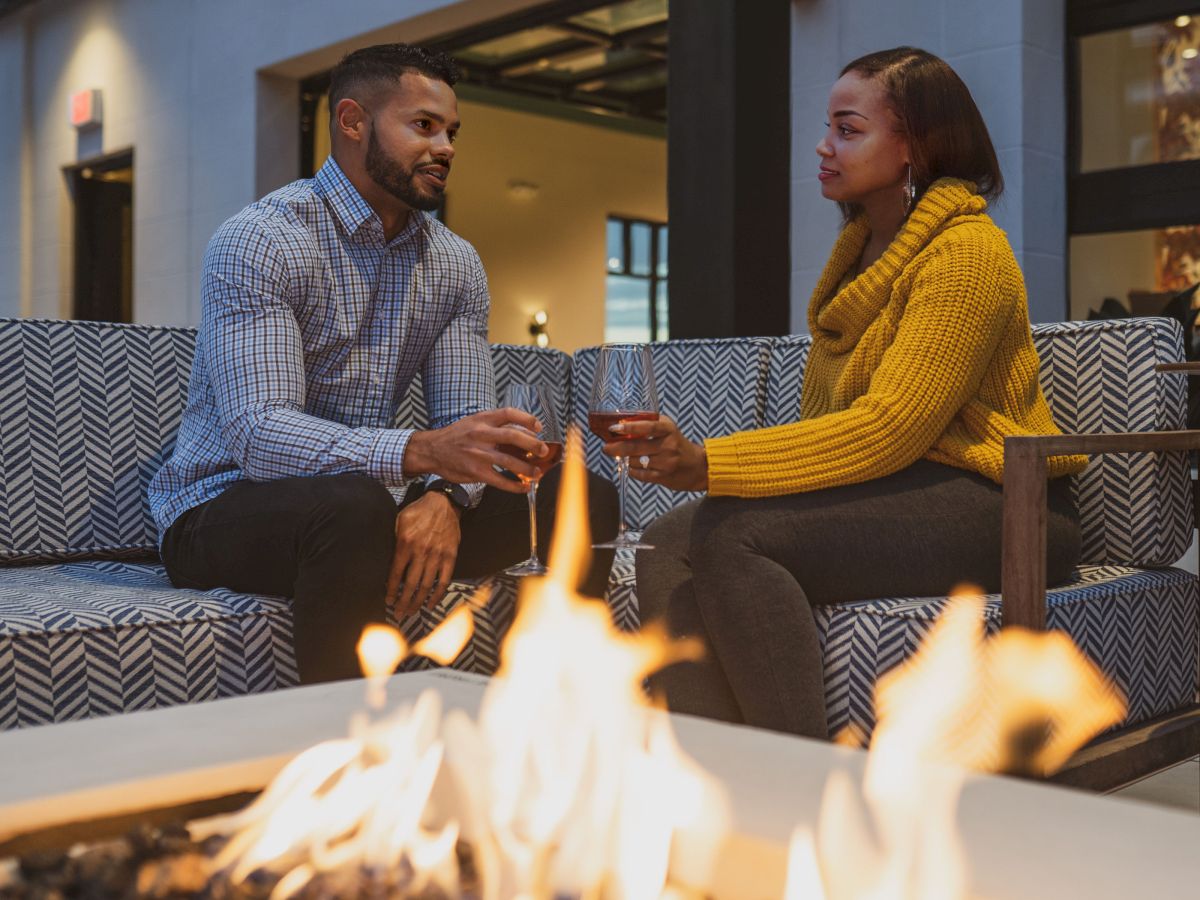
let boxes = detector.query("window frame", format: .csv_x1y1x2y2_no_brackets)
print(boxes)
1067,0,1200,235
605,214,668,343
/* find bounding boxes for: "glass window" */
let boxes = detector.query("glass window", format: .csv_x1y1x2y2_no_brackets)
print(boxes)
606,218,624,272
1069,225,1200,320
630,221,652,275
569,0,667,35
605,275,654,343
604,215,668,342
1079,13,1200,172
655,280,669,341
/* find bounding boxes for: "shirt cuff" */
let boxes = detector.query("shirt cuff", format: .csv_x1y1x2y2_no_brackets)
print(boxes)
368,428,418,487
702,434,743,496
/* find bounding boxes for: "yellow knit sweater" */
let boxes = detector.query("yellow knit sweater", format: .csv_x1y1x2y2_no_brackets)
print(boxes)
704,178,1088,497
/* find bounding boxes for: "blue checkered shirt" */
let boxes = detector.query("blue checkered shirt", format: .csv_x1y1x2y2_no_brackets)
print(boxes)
148,157,494,542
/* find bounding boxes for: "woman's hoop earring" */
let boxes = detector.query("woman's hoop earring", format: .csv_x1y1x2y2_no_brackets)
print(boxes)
903,165,916,215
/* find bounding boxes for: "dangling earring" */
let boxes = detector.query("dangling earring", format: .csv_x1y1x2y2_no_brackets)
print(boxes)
903,164,916,216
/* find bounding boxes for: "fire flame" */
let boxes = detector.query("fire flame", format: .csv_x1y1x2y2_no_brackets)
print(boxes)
192,436,1126,900
191,429,726,898
791,588,1127,899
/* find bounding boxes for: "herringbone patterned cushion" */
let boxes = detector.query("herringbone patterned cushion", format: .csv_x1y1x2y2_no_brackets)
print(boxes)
604,560,1198,738
0,319,196,562
0,561,296,729
0,560,531,730
571,339,773,531
393,344,572,430
762,334,812,427
1032,318,1193,566
817,565,1199,739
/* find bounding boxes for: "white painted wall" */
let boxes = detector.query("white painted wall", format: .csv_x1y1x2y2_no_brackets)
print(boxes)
789,0,1068,329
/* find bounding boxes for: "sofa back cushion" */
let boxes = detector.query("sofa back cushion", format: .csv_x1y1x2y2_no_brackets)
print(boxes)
762,334,813,427
0,318,197,562
393,344,573,430
571,338,773,531
762,320,1193,567
1032,318,1192,566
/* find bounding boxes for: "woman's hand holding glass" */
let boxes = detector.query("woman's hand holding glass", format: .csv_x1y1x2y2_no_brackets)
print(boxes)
605,415,709,493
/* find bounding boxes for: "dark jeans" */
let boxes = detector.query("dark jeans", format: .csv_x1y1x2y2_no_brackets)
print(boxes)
634,460,1081,739
161,467,618,684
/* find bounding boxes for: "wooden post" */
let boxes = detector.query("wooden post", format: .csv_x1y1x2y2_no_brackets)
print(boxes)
666,0,791,338
1002,437,1048,630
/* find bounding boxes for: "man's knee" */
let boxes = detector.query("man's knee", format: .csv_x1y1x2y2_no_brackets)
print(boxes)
304,474,397,559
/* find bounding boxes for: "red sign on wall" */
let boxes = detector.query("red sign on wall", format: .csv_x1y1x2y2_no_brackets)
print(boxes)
70,89,102,129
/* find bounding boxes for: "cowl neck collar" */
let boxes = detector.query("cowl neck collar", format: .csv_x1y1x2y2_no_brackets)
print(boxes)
808,178,988,352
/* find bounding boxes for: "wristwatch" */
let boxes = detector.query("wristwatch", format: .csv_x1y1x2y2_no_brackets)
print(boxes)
426,479,471,512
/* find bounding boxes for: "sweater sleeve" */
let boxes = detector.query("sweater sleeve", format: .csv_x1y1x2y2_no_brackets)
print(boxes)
704,229,1014,497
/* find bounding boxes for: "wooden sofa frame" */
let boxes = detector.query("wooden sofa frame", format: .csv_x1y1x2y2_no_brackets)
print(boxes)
1006,362,1200,791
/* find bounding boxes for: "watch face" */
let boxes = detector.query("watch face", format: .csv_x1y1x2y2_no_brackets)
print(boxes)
433,481,469,509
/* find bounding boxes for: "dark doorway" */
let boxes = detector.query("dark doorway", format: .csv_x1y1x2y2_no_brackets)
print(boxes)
67,150,134,323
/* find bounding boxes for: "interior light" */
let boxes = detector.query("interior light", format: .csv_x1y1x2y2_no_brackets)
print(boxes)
1176,15,1192,27
607,257,621,270
529,310,550,348
1183,47,1198,59
506,179,540,200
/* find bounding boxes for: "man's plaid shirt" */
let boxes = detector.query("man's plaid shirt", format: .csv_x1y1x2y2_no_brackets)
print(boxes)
148,157,494,543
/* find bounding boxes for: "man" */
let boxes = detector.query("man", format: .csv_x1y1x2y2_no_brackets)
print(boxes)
148,44,617,684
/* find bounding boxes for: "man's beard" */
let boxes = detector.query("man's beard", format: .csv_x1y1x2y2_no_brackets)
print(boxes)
365,127,444,212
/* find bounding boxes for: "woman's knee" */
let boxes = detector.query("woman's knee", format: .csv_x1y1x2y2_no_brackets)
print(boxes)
688,496,767,562
636,501,697,623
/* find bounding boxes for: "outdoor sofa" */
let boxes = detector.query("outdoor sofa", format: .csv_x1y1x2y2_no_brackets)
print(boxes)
0,316,1195,786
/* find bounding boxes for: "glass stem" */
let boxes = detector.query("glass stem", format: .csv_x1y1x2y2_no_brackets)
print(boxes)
527,480,540,565
615,455,630,540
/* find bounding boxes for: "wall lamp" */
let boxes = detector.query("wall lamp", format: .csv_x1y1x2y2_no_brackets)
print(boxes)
529,309,550,348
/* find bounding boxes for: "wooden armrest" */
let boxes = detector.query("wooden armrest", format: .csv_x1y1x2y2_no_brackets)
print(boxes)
1155,362,1200,374
1001,431,1200,631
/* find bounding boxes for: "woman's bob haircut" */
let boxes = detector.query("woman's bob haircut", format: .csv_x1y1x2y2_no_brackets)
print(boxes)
838,47,1003,222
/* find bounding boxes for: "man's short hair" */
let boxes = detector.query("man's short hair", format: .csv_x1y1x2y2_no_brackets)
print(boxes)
328,43,460,111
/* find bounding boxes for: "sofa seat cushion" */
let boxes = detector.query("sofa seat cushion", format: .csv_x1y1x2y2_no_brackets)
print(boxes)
602,560,1198,739
819,564,1199,740
0,561,297,729
0,564,525,729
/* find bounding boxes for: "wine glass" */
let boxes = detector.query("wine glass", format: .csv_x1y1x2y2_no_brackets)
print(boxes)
499,383,564,576
588,343,659,550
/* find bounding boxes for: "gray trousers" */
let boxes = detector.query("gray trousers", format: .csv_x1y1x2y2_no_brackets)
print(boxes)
635,460,1081,739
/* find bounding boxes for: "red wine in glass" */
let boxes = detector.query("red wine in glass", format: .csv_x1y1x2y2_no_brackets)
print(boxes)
587,411,659,443
497,440,564,481
587,344,659,551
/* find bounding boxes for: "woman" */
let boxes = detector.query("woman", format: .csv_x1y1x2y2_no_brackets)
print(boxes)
612,47,1088,739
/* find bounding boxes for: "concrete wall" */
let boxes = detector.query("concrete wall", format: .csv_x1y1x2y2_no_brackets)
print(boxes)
0,0,547,326
789,0,1068,327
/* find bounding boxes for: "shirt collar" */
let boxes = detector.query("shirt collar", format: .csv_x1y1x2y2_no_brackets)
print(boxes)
314,156,428,246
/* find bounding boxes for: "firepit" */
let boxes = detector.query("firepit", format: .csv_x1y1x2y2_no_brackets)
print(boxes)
0,436,1196,898
0,669,1197,898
